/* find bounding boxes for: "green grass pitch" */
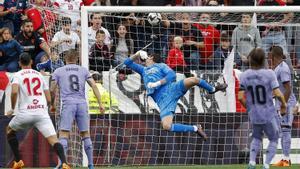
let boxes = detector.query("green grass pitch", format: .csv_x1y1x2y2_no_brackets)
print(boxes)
2,165,300,169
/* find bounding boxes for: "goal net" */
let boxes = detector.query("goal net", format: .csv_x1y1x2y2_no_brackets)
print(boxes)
28,5,300,167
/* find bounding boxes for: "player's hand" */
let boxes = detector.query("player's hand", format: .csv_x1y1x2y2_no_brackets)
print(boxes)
293,103,300,115
5,110,14,118
139,50,148,60
99,104,105,114
280,103,287,116
147,81,161,88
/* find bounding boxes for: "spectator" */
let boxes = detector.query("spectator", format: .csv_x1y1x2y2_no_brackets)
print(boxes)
51,17,80,55
168,13,204,71
0,0,27,35
194,13,220,69
36,50,64,73
15,19,51,69
0,28,23,72
231,13,261,70
137,0,174,6
53,0,81,31
212,32,232,70
166,36,189,76
111,23,134,68
88,13,111,49
25,0,56,42
227,0,254,6
259,0,293,69
89,30,113,72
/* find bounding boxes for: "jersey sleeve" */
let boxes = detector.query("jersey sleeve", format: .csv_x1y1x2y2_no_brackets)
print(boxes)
84,67,91,80
279,65,291,83
124,58,144,75
239,73,246,91
270,70,280,89
51,69,59,82
161,64,176,83
11,74,20,85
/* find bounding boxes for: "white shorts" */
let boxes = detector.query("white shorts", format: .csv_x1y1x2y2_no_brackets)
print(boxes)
9,111,57,138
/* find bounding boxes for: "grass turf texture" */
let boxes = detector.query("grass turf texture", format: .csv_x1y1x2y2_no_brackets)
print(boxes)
2,165,300,169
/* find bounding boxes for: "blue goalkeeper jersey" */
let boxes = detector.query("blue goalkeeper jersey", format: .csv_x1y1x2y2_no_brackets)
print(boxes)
124,58,176,102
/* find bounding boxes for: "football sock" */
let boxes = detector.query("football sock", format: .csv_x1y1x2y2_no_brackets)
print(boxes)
265,141,278,165
7,132,21,161
53,142,67,163
82,137,94,166
170,124,195,132
198,79,214,93
249,138,261,164
59,138,68,156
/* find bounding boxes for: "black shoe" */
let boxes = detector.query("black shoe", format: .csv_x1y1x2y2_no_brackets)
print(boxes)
209,83,228,94
197,125,208,141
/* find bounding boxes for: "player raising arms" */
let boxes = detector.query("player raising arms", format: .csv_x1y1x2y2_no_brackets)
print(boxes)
270,46,296,167
6,53,70,169
123,51,227,140
238,48,287,169
50,49,105,169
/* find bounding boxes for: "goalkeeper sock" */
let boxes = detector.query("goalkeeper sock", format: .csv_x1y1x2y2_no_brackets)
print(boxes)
198,79,214,93
53,142,67,163
59,138,68,156
265,141,278,165
249,138,261,164
7,132,21,161
82,137,94,166
170,124,195,132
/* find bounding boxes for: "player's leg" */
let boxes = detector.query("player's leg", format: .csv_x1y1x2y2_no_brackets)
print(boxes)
281,110,293,165
6,114,32,169
263,117,280,169
183,77,227,94
76,103,94,169
248,124,263,169
35,116,70,169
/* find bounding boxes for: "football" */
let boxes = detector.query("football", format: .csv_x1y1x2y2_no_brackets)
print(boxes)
147,13,162,26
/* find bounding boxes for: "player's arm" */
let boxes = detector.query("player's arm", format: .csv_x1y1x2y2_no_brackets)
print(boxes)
50,79,58,108
238,90,246,108
148,65,176,88
124,51,145,75
87,78,105,113
44,89,51,107
282,81,291,102
273,88,287,115
6,83,19,116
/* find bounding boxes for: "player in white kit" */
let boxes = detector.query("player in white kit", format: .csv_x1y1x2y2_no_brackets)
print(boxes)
6,53,71,169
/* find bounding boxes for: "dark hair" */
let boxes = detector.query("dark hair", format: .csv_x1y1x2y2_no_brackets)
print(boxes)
90,13,102,20
21,19,32,26
270,45,284,59
149,53,162,63
220,32,230,42
96,30,105,36
248,48,265,68
61,17,72,26
92,72,103,81
65,49,79,62
19,52,32,66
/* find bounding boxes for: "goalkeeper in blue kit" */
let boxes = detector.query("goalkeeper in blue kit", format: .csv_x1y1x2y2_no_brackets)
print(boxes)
123,51,227,140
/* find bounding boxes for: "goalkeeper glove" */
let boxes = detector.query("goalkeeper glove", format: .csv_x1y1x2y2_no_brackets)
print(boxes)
147,81,161,88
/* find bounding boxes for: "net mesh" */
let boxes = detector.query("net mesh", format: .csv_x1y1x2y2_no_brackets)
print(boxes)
36,5,300,166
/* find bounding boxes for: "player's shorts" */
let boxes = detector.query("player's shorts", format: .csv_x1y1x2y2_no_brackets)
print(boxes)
157,80,187,120
252,116,280,142
9,111,56,138
280,105,294,131
59,102,89,132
